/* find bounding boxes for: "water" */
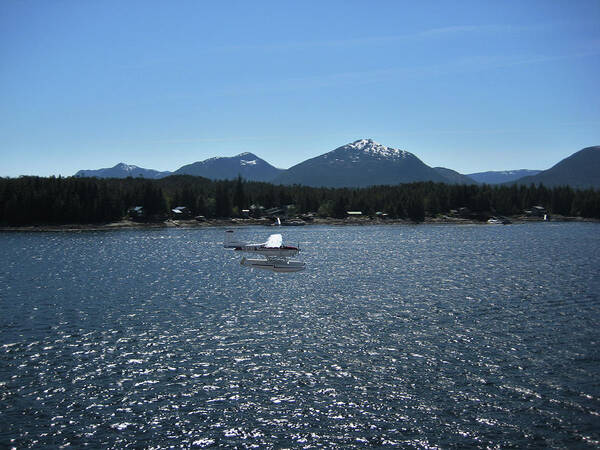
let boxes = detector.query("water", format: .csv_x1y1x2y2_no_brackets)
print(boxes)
1,223,599,448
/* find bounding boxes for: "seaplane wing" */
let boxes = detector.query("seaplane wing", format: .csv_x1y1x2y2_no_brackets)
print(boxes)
265,234,282,248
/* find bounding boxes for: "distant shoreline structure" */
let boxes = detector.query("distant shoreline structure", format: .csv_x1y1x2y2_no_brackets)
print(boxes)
1,215,597,233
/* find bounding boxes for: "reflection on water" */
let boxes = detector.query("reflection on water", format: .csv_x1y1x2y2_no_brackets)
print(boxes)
1,223,599,447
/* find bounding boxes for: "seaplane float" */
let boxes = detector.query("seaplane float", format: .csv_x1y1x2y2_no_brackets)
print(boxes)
223,230,306,273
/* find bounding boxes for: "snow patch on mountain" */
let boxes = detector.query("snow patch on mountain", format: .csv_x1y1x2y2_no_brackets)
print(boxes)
240,159,257,166
346,139,409,159
115,163,140,172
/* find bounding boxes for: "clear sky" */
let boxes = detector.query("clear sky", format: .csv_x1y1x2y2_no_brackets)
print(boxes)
1,0,599,177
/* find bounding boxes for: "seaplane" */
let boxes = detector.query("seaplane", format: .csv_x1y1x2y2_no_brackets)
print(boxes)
223,230,306,273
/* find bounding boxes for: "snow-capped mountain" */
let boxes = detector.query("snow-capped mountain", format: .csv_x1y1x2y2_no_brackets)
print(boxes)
272,139,456,187
467,169,541,184
75,163,171,179
174,152,283,181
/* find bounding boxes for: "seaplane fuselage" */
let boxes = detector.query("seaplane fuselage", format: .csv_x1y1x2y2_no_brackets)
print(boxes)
234,245,299,258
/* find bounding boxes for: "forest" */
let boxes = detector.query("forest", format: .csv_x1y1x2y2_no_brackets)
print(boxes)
1,175,599,226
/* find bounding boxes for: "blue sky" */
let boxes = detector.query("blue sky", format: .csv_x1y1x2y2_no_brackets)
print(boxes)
1,0,599,177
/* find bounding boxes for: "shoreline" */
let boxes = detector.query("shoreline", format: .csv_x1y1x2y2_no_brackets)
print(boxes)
0,215,597,232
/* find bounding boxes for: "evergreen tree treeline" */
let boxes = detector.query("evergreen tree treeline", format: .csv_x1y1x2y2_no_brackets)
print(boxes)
1,175,599,226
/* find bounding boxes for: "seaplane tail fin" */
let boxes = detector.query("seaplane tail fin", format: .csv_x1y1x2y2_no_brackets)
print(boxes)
265,234,283,248
224,230,246,248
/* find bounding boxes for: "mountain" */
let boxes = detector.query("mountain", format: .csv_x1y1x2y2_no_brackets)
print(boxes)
174,152,283,181
512,146,600,189
434,167,477,185
272,139,452,188
75,163,171,179
467,169,541,184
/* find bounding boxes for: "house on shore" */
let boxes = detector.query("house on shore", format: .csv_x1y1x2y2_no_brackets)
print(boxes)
171,206,191,219
128,206,144,220
526,205,547,217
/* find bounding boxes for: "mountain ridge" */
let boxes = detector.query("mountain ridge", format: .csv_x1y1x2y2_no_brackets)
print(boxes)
467,169,541,184
174,152,283,182
511,146,600,189
433,167,477,185
75,163,171,179
72,141,599,189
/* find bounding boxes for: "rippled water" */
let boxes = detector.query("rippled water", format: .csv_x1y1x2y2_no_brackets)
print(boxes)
1,223,599,448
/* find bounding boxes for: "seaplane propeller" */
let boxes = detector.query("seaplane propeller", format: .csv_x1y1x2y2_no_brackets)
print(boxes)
223,230,306,273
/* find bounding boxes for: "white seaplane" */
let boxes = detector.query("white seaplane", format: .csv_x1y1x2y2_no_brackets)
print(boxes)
224,230,306,273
